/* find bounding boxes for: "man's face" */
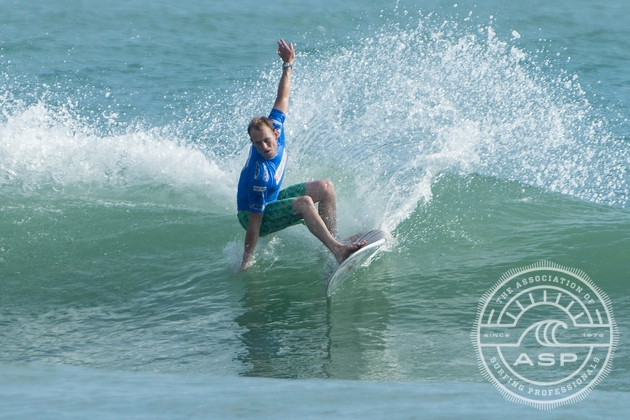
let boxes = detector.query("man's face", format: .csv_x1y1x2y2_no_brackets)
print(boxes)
249,126,279,159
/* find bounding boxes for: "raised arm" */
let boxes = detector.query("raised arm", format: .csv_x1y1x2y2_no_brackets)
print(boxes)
272,39,295,114
236,40,295,273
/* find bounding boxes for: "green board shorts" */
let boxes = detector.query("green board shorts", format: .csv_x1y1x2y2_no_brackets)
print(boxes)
237,182,307,237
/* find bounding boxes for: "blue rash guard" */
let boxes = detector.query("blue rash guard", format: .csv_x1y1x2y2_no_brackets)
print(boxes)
237,108,288,213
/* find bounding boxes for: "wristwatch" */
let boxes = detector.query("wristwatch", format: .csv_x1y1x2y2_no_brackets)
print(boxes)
282,62,292,69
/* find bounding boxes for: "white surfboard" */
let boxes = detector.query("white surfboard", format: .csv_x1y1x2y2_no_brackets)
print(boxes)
325,229,388,297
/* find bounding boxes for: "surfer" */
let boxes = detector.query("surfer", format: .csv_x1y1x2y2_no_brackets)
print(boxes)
236,39,365,272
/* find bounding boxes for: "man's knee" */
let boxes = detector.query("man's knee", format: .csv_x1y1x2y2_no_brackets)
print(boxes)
321,179,334,194
307,179,335,199
293,195,315,214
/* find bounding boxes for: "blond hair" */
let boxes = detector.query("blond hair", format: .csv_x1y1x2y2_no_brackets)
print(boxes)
247,116,275,136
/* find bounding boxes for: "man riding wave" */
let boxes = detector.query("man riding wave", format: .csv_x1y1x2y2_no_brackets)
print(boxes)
236,39,365,272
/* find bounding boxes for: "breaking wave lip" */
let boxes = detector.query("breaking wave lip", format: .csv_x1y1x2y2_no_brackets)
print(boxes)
0,102,237,205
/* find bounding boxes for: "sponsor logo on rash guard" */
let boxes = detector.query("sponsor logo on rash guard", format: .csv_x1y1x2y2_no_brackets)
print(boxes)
275,151,287,183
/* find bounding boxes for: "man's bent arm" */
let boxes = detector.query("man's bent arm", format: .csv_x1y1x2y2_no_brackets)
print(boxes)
237,212,264,272
273,39,295,114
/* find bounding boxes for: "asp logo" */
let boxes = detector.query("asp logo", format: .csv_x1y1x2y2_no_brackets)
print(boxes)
472,261,618,409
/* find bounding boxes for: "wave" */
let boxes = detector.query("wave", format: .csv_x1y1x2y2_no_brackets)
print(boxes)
1,14,627,230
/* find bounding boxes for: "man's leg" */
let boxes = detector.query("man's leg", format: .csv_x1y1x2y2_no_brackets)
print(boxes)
292,194,363,263
305,180,337,237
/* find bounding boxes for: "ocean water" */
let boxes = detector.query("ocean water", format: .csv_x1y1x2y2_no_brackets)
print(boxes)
1,0,629,418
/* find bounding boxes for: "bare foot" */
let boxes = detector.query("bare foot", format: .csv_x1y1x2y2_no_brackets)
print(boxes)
334,240,366,264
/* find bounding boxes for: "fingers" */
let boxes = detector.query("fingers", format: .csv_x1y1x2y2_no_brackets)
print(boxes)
277,39,295,62
277,41,288,56
278,39,292,50
235,260,252,273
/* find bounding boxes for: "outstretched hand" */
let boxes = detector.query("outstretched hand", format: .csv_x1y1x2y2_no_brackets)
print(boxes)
235,259,252,273
277,39,295,64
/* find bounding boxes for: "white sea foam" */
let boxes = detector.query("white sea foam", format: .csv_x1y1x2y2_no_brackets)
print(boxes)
0,102,236,204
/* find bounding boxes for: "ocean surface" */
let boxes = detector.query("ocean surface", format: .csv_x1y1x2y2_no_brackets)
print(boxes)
1,0,629,418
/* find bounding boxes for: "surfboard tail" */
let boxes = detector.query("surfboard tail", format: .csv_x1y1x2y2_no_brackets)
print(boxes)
325,229,389,297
